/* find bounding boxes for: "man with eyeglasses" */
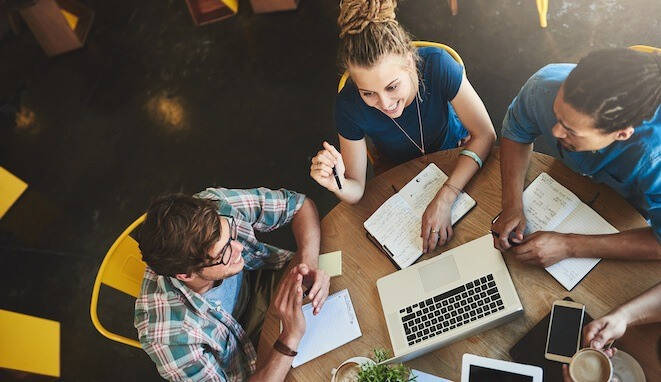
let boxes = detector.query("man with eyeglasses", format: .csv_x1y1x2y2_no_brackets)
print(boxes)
134,187,330,381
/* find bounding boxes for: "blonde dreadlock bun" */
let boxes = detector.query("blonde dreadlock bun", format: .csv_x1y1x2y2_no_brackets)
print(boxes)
338,0,398,38
337,0,416,70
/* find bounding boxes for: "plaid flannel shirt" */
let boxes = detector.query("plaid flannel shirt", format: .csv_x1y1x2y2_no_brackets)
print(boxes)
134,187,306,381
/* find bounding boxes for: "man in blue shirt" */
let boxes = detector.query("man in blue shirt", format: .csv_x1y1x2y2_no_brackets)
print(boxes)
492,48,661,266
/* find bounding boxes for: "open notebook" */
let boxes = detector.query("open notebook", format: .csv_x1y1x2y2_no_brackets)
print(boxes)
364,163,476,269
522,172,618,290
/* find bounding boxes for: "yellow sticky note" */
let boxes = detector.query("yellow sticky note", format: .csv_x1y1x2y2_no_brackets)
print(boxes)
0,167,28,219
318,251,342,277
60,9,79,30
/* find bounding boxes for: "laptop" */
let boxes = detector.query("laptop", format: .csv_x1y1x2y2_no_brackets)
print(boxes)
376,234,523,364
461,353,543,381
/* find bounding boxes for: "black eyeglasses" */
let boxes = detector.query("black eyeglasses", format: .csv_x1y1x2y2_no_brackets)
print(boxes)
200,215,238,268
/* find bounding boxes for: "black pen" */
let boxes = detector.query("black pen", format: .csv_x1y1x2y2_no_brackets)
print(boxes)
490,212,521,247
332,166,342,190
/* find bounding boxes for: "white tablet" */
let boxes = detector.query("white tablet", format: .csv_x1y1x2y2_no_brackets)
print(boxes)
461,354,543,382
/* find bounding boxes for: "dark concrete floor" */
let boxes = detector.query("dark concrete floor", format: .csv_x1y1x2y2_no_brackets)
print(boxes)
1,0,659,380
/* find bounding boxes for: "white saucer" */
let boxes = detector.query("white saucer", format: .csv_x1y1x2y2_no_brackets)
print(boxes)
611,350,646,382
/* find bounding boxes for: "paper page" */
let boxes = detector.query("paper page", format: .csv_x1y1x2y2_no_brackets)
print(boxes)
318,251,342,277
410,369,452,382
399,163,449,216
545,203,618,290
292,289,361,368
522,172,581,234
364,194,422,268
399,163,476,224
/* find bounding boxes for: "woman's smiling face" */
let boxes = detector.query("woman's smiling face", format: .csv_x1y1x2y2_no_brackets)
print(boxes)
349,53,417,118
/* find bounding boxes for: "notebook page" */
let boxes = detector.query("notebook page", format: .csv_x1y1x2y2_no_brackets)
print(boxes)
292,289,361,368
545,203,618,290
522,172,581,234
399,163,476,225
363,194,422,268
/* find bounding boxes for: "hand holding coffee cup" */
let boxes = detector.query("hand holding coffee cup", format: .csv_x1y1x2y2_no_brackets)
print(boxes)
582,312,627,357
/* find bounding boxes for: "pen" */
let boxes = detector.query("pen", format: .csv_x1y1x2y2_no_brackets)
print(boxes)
490,212,521,246
332,166,342,190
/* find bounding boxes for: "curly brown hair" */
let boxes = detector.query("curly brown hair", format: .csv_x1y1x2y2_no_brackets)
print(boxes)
138,194,222,277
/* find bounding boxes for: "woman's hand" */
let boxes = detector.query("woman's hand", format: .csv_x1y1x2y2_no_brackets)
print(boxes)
310,141,345,192
421,193,455,253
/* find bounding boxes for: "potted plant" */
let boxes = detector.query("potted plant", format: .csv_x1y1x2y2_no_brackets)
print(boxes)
332,348,416,382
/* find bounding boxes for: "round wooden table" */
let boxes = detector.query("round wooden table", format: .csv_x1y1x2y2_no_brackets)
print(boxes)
259,147,661,381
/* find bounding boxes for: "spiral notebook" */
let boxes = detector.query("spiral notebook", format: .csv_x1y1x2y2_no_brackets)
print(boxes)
364,163,476,269
522,173,618,290
292,289,361,367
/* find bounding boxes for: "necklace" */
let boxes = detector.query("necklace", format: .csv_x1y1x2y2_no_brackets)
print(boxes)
389,95,425,155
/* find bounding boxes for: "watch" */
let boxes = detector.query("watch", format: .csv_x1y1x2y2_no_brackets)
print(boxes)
273,339,298,357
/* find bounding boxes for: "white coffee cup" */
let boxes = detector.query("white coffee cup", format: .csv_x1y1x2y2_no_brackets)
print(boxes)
569,348,613,382
330,356,375,382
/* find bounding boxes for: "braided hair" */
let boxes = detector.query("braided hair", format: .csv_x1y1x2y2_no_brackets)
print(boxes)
337,0,418,71
563,48,661,133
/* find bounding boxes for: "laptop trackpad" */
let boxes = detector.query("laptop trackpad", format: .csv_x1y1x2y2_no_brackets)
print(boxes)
418,255,461,293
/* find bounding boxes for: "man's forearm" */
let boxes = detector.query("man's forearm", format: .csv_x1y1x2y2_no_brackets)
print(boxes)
500,138,533,208
567,228,661,261
249,335,299,382
291,198,321,267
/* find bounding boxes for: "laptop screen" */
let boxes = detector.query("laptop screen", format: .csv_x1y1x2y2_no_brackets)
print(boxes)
469,365,534,382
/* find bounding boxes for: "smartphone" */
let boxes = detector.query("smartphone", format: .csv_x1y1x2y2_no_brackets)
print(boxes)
544,300,585,363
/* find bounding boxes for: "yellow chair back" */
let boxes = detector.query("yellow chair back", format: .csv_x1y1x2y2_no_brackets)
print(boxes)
90,214,146,348
337,41,464,92
629,45,661,54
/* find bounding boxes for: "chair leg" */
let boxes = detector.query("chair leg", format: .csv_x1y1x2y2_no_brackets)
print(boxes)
448,0,458,16
536,0,548,28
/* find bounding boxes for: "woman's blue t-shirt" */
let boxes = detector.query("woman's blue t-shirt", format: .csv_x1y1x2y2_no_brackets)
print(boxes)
335,47,468,164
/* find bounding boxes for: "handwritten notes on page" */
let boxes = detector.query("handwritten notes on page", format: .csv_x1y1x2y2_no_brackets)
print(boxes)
364,163,476,269
522,173,618,290
292,289,361,368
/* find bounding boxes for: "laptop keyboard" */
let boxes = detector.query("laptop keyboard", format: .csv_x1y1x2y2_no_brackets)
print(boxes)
399,274,504,346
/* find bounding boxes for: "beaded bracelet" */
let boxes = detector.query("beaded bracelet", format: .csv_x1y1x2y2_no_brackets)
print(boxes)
443,182,462,196
459,149,483,168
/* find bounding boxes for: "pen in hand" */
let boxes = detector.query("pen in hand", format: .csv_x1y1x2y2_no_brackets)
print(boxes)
332,166,342,190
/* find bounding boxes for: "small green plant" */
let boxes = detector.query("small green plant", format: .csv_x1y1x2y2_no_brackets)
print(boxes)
356,349,416,382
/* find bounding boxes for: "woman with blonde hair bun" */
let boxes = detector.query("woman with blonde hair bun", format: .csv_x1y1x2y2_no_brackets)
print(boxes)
310,0,496,253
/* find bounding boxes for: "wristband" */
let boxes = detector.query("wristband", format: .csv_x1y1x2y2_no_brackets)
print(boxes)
459,149,483,168
273,339,298,357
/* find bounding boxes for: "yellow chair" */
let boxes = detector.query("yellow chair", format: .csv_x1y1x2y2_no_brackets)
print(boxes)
536,0,548,28
0,166,28,219
90,214,147,348
0,309,60,377
629,45,661,54
337,41,464,169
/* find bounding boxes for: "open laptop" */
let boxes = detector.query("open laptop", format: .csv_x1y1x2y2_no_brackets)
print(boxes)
461,353,543,381
376,234,523,364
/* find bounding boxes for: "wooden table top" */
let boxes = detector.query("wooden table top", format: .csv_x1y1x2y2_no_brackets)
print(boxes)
259,147,661,381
